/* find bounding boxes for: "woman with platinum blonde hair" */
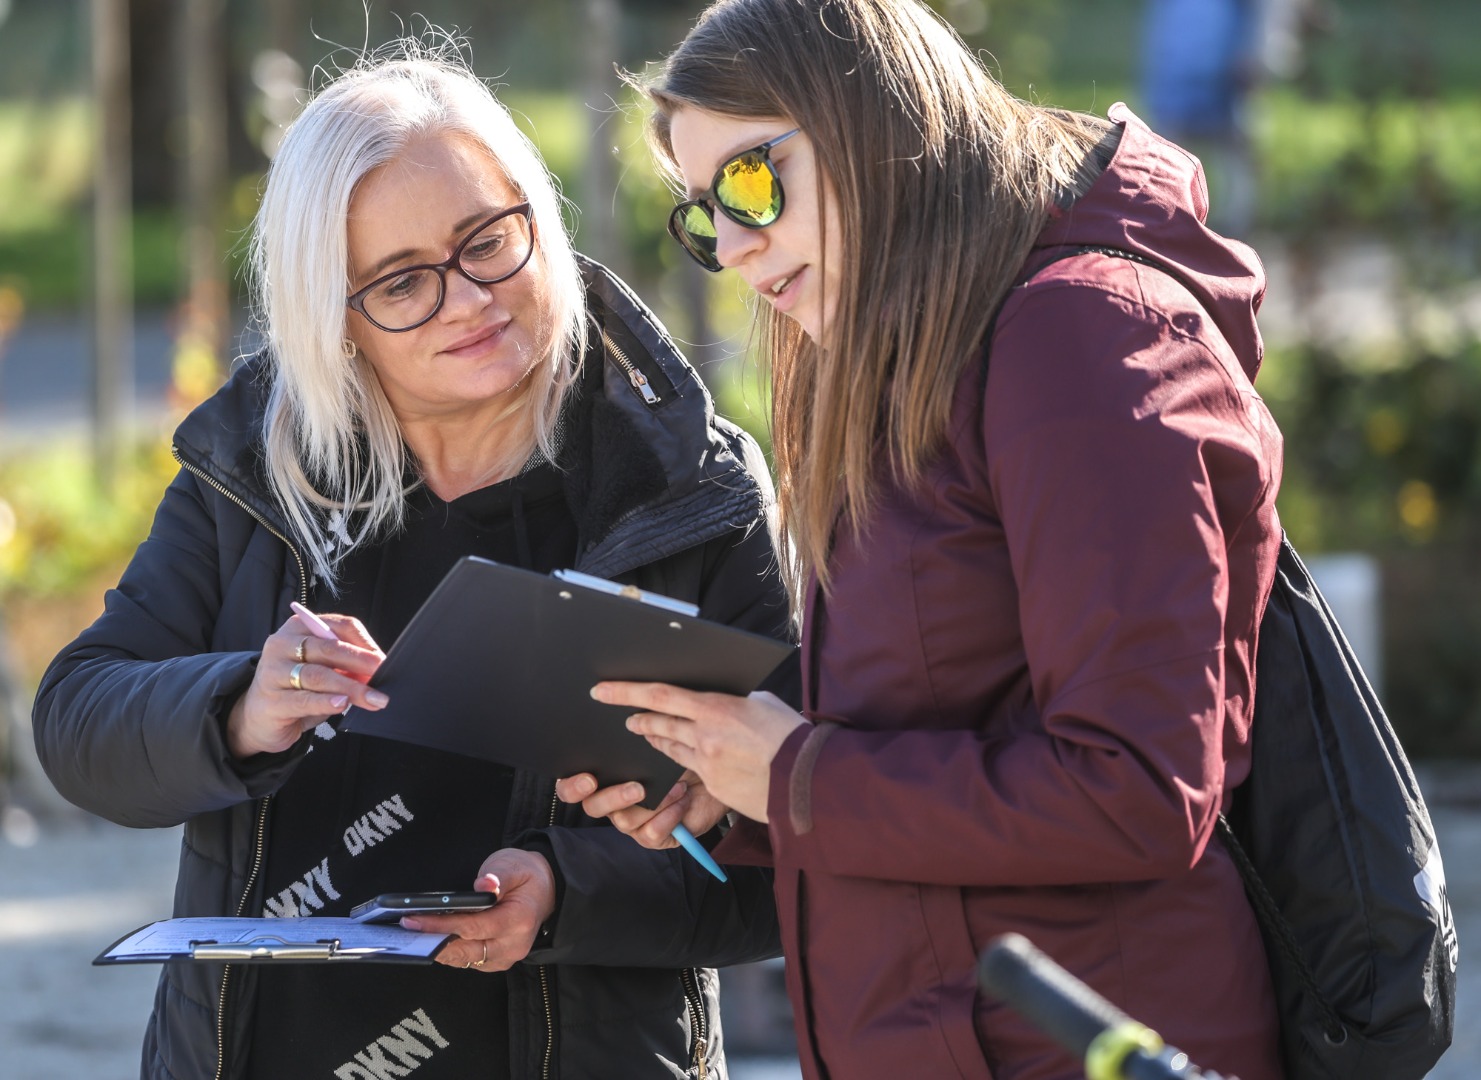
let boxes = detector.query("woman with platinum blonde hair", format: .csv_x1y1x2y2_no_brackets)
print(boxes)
35,37,791,1080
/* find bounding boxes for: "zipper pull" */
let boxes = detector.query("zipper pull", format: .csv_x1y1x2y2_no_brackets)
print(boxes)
693,1037,708,1080
629,368,660,405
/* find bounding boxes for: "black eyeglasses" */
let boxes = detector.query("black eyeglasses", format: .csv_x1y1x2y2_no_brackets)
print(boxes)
346,203,536,333
668,129,799,273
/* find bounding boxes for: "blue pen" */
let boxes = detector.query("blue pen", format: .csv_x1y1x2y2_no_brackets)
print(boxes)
672,824,728,883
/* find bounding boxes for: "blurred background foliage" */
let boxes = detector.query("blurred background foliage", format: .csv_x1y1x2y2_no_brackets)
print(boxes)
0,0,1478,753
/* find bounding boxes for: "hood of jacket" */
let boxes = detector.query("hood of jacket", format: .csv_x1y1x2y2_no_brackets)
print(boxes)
172,256,772,584
1035,103,1267,382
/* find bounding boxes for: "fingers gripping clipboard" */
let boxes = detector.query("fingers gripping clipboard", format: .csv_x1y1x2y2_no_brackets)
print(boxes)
343,557,795,807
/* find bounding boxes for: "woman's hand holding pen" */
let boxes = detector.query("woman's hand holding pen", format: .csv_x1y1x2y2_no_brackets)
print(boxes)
584,686,807,824
225,611,389,759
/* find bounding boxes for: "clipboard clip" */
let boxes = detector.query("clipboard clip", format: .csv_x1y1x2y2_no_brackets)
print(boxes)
553,569,700,618
189,936,388,961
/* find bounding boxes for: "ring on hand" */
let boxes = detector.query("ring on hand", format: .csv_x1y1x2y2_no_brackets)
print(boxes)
288,662,306,691
472,942,488,968
295,636,309,663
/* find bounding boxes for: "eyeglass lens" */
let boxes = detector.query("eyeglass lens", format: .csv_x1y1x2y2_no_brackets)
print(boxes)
670,137,790,272
673,204,720,268
716,152,783,225
359,209,534,331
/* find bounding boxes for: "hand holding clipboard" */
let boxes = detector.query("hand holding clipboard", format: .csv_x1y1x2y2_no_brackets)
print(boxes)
341,556,794,835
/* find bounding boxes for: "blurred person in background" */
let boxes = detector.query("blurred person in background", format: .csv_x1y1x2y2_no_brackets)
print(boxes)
32,37,789,1080
562,0,1288,1078
1140,0,1329,235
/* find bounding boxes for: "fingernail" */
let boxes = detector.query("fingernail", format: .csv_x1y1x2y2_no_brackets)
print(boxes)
367,690,389,708
482,873,501,896
401,917,421,930
625,716,638,731
330,695,349,709
589,685,605,701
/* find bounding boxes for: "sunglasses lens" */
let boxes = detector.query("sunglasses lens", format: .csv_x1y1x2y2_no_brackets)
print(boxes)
671,203,722,271
715,152,782,226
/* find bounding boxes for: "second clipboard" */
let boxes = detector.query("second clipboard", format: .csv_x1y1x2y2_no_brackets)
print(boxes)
343,556,795,807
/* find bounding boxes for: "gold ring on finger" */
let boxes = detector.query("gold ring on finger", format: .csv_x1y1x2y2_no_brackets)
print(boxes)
295,636,309,663
472,942,488,968
289,662,306,691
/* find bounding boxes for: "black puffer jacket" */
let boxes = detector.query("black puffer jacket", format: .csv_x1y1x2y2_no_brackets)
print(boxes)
33,259,793,1080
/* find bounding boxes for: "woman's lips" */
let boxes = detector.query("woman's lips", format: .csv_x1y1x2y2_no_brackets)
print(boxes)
443,320,510,357
763,268,804,313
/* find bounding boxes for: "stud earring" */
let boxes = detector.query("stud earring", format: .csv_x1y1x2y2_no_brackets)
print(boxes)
342,339,357,360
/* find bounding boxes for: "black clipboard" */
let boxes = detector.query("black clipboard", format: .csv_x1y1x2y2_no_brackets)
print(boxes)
343,557,795,807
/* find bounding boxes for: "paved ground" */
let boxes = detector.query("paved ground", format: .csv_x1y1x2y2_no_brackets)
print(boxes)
0,769,1476,1080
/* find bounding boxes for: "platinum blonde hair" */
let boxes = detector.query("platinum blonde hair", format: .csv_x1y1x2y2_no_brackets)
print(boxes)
248,38,585,591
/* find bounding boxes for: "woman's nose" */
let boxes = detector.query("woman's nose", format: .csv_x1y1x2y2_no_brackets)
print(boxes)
439,265,496,319
713,214,766,270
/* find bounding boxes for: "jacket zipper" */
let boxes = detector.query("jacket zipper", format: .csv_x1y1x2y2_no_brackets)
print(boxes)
171,447,310,602
173,448,309,1080
600,328,661,405
540,787,558,1080
681,967,709,1079
214,794,271,1080
531,783,705,1078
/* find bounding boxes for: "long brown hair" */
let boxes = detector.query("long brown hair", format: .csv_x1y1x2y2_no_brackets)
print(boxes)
643,0,1109,599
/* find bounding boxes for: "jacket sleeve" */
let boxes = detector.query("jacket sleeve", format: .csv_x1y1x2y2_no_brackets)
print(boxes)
760,277,1280,886
32,468,300,828
523,517,790,967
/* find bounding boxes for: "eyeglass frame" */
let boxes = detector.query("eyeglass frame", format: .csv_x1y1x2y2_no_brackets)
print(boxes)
667,129,800,273
345,202,536,333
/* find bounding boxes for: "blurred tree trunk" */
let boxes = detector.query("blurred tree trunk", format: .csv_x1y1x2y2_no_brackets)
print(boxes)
92,0,133,493
580,0,622,272
177,0,229,382
130,0,263,208
127,0,174,206
265,0,302,55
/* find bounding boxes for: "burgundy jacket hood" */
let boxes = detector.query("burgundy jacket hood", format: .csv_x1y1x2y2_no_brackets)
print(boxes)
1037,103,1267,382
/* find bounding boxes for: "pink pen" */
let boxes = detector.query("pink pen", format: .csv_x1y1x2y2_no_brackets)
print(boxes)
290,601,340,643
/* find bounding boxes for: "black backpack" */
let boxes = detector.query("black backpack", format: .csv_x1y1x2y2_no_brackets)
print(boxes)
1218,536,1456,1079
996,246,1458,1080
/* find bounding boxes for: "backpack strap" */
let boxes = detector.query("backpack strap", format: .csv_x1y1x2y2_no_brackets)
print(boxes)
984,243,1349,1043
1216,815,1347,1041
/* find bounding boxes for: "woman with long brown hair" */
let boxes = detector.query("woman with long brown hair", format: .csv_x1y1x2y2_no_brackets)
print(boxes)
562,0,1286,1077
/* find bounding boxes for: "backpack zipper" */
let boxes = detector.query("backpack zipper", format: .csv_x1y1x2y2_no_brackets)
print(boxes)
600,328,661,405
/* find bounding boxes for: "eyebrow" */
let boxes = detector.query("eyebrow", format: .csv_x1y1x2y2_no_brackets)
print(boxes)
360,208,501,280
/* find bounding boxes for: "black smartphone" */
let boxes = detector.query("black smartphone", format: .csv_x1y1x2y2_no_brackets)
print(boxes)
350,890,497,923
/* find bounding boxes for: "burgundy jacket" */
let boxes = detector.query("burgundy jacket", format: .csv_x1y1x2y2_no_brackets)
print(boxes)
716,105,1286,1080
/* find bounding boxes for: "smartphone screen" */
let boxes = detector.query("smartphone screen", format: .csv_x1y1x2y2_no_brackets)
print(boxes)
350,890,497,923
